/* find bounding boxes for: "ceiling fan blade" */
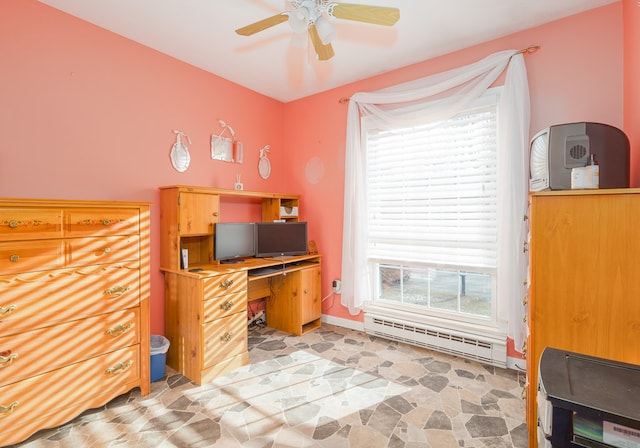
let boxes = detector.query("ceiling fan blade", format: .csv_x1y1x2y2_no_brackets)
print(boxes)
329,3,400,26
309,24,335,61
235,13,288,36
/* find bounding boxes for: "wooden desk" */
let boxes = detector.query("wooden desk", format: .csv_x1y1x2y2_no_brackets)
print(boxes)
162,253,321,385
159,186,321,385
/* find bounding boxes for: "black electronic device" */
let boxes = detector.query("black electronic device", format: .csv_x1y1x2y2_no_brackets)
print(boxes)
254,221,308,258
214,222,255,264
537,347,640,448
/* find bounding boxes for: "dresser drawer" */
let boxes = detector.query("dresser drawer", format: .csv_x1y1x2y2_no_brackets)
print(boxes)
64,207,140,237
203,271,247,299
0,208,63,241
0,345,139,444
0,240,64,275
203,291,247,323
66,235,139,267
202,313,247,370
0,263,141,336
0,308,140,386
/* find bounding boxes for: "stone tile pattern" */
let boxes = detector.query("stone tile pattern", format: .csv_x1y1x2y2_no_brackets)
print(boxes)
10,325,527,448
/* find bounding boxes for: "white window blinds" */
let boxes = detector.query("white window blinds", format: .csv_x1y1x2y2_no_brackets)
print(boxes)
365,102,498,270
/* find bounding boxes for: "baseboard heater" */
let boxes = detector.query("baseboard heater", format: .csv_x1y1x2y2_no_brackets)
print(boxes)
364,313,507,368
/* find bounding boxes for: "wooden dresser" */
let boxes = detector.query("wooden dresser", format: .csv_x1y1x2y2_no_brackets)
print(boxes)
0,198,150,446
527,189,640,448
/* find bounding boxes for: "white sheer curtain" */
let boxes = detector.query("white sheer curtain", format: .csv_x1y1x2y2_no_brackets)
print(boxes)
341,50,531,351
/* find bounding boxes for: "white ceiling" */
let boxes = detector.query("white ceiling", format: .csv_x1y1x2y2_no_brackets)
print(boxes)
39,0,617,102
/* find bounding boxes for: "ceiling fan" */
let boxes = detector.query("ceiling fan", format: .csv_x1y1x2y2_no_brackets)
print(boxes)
235,1,400,61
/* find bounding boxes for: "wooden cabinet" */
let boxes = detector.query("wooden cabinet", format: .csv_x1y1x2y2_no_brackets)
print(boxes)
159,185,299,270
301,265,322,325
159,186,320,385
266,263,322,336
0,198,150,447
159,187,220,269
179,192,220,236
164,270,248,385
526,189,640,448
262,196,300,222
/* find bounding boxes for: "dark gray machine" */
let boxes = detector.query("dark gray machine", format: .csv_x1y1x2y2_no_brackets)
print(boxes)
529,122,630,191
537,347,640,447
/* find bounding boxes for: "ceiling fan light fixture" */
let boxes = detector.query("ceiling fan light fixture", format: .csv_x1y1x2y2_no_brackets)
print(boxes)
237,1,401,61
314,16,335,45
288,5,311,34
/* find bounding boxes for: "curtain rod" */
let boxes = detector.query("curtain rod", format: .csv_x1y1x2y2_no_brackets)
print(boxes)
338,44,541,104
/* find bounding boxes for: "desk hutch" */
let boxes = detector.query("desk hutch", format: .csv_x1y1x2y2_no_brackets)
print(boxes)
159,186,322,385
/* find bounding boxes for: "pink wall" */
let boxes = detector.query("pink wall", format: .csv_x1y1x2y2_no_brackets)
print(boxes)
623,0,640,185
283,3,624,324
0,1,287,334
1,1,626,338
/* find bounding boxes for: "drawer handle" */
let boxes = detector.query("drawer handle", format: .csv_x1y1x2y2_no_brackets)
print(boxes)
8,220,19,229
103,247,111,254
220,331,233,343
220,300,234,311
0,401,19,416
105,322,132,337
102,219,112,226
105,360,133,375
0,305,17,316
9,254,19,263
104,285,130,297
0,352,18,367
220,279,234,290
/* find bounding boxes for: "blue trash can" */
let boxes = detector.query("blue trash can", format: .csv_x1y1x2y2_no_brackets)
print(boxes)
150,335,170,382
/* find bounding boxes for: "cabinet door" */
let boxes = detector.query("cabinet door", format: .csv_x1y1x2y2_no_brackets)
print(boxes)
301,265,321,324
179,193,219,236
527,192,640,447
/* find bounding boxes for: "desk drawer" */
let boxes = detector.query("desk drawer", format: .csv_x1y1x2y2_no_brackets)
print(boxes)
203,291,247,323
0,308,140,386
0,263,140,336
203,271,246,299
202,313,247,369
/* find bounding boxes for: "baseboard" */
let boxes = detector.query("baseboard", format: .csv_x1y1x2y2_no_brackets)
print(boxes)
322,314,525,372
507,357,526,372
321,314,364,332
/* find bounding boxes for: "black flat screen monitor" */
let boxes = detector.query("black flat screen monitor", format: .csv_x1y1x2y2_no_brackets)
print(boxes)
214,222,255,263
255,222,308,258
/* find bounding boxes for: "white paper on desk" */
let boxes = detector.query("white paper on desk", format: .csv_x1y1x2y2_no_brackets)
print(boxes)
603,421,640,448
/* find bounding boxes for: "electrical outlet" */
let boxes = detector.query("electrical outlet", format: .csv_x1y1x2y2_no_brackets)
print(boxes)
332,279,341,294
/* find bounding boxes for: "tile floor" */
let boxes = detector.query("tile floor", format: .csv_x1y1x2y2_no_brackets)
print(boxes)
10,324,528,448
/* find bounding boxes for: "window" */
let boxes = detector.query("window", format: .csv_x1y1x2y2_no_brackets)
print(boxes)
365,91,499,325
